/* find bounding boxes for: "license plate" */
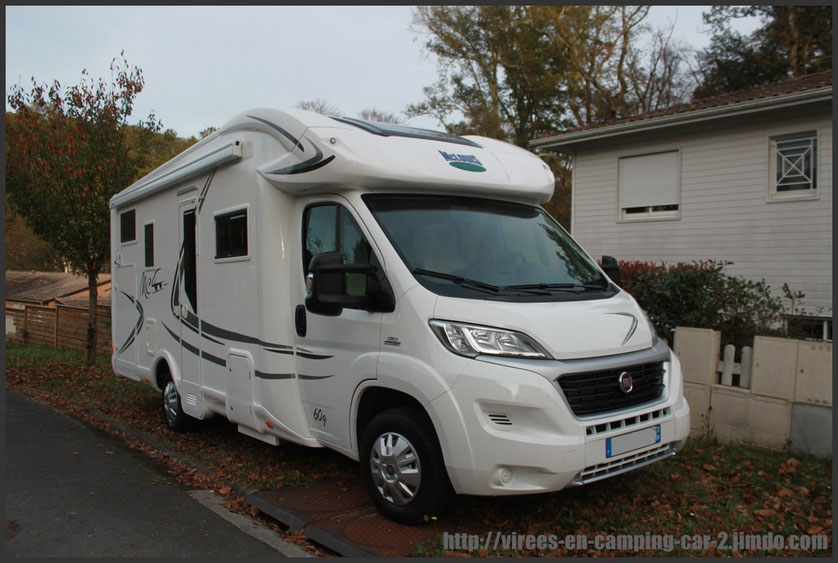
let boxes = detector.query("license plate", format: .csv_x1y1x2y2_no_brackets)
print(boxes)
606,425,661,458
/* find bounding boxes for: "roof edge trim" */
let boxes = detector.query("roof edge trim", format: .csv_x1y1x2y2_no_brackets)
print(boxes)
532,87,832,151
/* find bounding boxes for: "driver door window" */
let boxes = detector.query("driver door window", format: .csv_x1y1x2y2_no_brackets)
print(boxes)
303,204,373,295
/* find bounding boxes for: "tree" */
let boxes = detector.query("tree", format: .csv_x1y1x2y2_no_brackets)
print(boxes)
5,209,65,271
693,6,832,99
358,108,402,123
296,98,341,115
407,6,694,228
6,53,160,364
198,126,218,139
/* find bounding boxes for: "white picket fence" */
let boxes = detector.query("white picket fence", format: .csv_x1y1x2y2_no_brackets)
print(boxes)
674,327,832,458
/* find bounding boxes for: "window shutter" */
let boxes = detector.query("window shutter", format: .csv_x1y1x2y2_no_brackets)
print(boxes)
619,151,679,209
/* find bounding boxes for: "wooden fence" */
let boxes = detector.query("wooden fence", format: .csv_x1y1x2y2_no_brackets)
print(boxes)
675,327,832,458
6,303,111,355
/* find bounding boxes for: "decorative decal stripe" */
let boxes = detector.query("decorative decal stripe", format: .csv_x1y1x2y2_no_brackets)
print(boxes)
246,114,304,152
181,336,200,357
298,374,334,380
170,241,184,315
162,322,199,356
276,154,335,175
199,318,294,351
266,138,334,175
264,348,295,356
611,312,639,346
181,310,224,345
197,168,217,212
201,350,226,367
255,371,296,380
117,291,144,355
296,351,334,360
162,322,181,343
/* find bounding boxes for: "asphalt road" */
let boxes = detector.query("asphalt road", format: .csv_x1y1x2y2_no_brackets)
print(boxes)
4,391,287,558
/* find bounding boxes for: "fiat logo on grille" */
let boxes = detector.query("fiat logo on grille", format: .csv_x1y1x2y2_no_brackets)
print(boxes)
618,371,634,394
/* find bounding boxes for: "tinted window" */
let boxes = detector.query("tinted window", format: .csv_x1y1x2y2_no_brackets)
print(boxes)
144,223,154,267
120,209,136,243
302,204,373,296
182,209,197,311
365,195,611,302
215,209,248,259
303,205,337,272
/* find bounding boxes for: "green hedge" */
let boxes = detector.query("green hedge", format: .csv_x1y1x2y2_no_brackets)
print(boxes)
616,260,788,352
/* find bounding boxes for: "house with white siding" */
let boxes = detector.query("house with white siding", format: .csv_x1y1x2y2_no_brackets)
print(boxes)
532,71,832,339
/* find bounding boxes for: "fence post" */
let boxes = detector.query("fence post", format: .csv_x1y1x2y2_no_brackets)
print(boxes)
54,305,60,348
22,307,29,345
740,346,753,389
721,344,735,386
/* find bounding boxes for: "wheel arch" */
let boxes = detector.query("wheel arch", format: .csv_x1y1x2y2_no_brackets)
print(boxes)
151,349,181,392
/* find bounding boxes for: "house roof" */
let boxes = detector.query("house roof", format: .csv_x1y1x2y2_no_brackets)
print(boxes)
531,71,833,151
5,271,111,305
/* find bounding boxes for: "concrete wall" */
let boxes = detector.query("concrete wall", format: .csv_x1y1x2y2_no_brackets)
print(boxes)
674,327,832,458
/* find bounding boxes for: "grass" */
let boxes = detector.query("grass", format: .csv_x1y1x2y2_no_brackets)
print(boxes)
6,344,111,367
5,343,833,557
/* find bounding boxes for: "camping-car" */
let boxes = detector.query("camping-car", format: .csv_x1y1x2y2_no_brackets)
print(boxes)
109,108,690,523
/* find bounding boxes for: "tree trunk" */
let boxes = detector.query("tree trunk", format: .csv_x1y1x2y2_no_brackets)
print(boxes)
87,267,99,365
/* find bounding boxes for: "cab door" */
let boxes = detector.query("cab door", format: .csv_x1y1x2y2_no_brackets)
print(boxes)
295,200,382,449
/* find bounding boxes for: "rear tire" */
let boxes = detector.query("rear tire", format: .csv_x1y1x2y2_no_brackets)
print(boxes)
359,407,453,524
161,373,191,432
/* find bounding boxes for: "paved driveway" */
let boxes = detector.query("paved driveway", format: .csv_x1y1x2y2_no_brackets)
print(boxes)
4,391,285,558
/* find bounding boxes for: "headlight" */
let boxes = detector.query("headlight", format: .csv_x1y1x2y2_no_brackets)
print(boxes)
429,320,552,359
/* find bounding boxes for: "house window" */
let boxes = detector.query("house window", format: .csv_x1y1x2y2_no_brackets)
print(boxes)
215,209,248,259
144,223,154,267
120,209,136,243
769,131,817,200
618,151,680,220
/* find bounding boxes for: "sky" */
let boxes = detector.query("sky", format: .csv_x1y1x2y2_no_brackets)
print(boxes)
5,6,762,139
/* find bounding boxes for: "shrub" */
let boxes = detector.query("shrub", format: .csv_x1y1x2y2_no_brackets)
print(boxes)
616,259,786,352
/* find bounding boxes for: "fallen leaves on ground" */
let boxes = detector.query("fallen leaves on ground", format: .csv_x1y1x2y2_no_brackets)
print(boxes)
5,346,833,557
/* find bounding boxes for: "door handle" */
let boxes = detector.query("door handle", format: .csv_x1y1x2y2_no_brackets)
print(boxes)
181,305,188,318
295,305,307,337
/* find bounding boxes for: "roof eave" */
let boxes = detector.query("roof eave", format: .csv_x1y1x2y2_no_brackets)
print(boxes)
531,87,833,152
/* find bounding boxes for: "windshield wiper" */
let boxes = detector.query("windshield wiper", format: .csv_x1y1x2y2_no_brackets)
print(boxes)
504,281,610,293
412,269,557,296
411,268,501,294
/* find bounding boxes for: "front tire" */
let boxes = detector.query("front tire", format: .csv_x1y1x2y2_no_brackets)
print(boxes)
161,374,191,432
359,407,453,524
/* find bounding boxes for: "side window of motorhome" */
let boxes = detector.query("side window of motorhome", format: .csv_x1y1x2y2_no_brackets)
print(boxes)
144,223,154,267
120,209,136,244
215,209,248,259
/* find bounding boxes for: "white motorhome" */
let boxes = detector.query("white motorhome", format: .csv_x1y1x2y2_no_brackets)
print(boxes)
110,108,690,523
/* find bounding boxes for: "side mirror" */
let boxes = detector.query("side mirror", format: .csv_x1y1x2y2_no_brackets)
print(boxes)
305,252,395,316
601,255,622,288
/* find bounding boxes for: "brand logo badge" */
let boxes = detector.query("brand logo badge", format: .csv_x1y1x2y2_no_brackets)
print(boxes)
618,372,634,394
438,150,486,172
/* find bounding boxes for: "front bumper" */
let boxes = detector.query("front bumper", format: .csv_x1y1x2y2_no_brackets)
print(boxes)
428,347,690,496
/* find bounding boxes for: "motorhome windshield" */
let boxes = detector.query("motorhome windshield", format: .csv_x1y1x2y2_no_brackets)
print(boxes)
364,195,615,301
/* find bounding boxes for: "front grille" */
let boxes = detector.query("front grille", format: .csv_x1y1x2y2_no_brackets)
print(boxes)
573,443,675,485
557,362,664,417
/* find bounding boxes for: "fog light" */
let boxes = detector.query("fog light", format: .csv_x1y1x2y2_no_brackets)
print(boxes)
500,467,513,485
